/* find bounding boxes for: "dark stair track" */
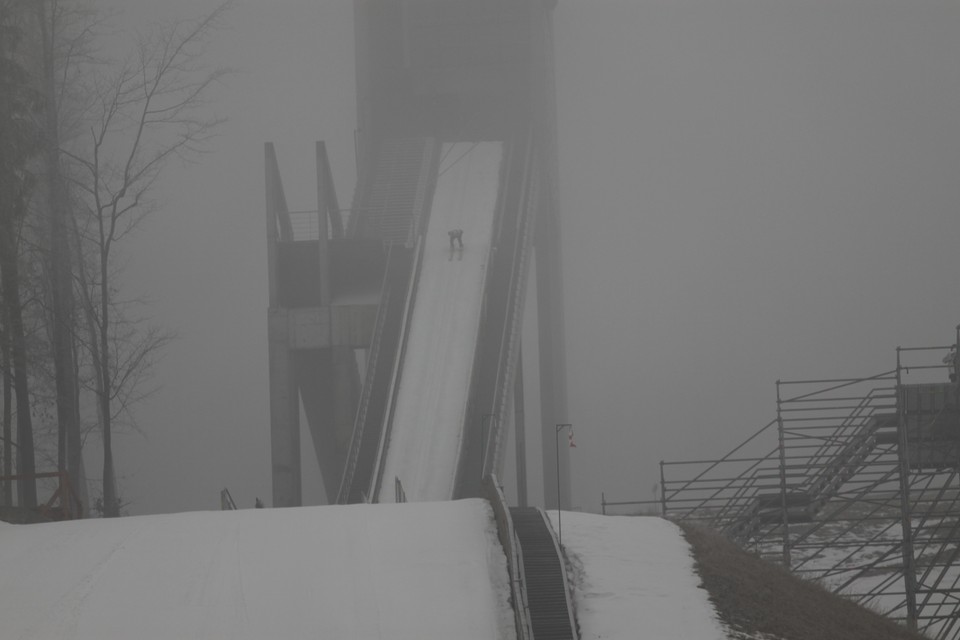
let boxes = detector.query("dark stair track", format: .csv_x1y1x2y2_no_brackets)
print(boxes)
510,507,577,640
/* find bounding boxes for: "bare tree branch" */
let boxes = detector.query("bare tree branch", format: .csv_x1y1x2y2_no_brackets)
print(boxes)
60,0,232,516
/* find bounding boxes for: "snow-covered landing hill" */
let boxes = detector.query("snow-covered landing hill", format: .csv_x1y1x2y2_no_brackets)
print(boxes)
0,501,725,639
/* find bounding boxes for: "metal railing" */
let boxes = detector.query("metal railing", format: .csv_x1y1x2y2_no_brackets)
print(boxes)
336,243,398,504
0,471,83,520
371,236,426,502
482,475,533,640
220,488,237,510
647,336,960,637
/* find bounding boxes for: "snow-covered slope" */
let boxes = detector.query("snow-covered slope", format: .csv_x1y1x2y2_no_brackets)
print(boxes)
380,142,502,502
551,511,728,640
0,503,729,639
0,500,514,640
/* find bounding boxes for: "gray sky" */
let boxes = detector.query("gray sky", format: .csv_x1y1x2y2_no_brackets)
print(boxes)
103,1,959,515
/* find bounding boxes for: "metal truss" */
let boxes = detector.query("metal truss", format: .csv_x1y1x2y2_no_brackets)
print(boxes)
648,330,960,638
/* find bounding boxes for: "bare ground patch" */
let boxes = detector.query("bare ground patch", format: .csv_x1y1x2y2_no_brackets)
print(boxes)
679,522,928,640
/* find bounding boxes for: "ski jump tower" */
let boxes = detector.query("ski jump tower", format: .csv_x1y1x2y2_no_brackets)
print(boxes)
265,0,570,508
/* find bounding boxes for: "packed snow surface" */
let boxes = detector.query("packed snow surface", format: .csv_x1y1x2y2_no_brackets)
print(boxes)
0,499,515,640
379,141,502,502
552,511,728,640
0,500,734,639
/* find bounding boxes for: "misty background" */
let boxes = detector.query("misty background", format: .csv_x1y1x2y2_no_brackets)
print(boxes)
100,1,959,515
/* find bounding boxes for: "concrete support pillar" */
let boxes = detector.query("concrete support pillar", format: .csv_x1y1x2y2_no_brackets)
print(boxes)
269,315,301,507
536,220,571,510
266,142,302,508
514,346,528,507
332,346,360,462
315,141,332,306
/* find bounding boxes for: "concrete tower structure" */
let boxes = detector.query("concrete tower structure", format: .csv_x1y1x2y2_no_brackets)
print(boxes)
266,0,570,509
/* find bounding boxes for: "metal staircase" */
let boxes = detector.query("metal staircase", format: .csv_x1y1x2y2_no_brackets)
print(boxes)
722,402,895,545
352,138,439,245
336,243,417,504
652,339,960,638
336,136,439,504
659,375,897,548
510,507,578,640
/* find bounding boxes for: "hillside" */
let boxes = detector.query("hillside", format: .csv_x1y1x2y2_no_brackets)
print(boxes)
0,500,515,640
680,522,928,640
0,502,935,639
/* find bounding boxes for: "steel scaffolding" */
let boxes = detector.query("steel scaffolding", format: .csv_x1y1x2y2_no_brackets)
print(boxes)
651,328,960,638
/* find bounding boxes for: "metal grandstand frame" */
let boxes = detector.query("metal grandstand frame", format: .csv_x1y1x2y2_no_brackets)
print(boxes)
642,327,960,638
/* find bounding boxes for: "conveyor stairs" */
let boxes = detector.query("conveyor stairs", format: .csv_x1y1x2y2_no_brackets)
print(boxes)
510,507,578,640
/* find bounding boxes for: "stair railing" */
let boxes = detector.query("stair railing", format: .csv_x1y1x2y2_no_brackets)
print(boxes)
486,134,537,478
336,243,397,504
371,235,426,502
483,475,533,640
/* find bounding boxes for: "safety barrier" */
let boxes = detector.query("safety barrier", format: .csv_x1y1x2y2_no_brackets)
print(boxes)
482,475,533,640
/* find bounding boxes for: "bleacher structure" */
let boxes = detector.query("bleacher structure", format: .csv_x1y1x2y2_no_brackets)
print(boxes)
650,329,960,638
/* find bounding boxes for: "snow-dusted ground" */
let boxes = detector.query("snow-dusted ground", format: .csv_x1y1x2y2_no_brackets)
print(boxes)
0,499,515,640
764,506,960,635
552,511,729,640
0,501,738,639
379,142,502,502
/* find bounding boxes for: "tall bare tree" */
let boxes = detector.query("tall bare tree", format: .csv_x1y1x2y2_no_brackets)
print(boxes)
1,321,11,505
35,0,88,509
63,3,230,516
0,0,42,507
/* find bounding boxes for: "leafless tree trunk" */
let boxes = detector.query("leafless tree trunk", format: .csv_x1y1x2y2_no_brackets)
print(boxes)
0,226,36,507
64,2,230,516
1,320,11,505
0,0,40,508
36,0,82,508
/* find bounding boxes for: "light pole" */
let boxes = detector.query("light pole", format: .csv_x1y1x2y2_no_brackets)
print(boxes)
555,423,572,545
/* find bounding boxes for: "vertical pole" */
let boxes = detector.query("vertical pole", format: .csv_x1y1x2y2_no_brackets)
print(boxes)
952,323,960,387
264,143,282,308
315,142,331,307
556,426,561,544
660,460,668,517
601,492,605,515
556,423,571,544
896,347,919,630
1,352,10,506
776,380,792,568
514,349,528,508
953,324,960,410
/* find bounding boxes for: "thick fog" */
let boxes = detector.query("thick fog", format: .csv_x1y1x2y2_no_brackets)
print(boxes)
104,1,960,515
